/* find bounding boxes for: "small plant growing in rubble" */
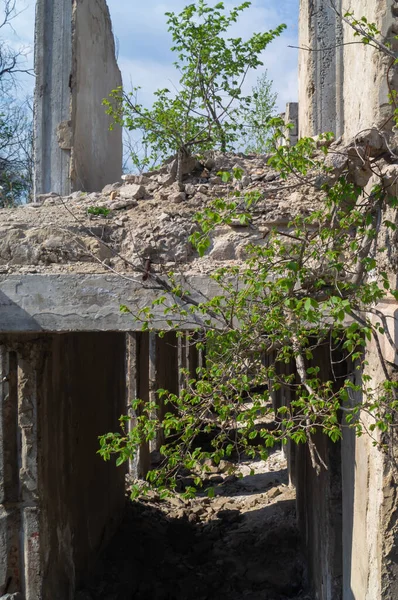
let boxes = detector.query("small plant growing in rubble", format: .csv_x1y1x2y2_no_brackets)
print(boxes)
99,9,398,498
103,1,285,182
87,206,111,217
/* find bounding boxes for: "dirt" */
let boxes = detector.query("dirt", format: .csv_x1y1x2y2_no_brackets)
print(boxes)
75,450,312,600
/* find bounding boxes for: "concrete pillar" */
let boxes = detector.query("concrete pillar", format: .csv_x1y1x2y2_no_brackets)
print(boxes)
178,333,189,392
292,345,344,599
17,348,41,600
34,0,122,196
128,332,185,478
0,333,126,600
298,0,344,138
296,434,343,600
0,346,22,596
341,302,398,599
279,102,299,147
133,332,151,478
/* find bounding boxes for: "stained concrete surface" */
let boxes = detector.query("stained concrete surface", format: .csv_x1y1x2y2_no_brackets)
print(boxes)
34,0,122,196
0,332,126,599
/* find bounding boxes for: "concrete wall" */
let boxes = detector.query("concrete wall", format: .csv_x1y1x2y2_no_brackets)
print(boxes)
0,332,126,599
299,0,396,140
71,0,123,192
34,0,122,196
341,327,398,600
342,0,395,140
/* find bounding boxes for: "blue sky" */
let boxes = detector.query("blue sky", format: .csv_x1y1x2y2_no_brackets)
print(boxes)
6,0,299,111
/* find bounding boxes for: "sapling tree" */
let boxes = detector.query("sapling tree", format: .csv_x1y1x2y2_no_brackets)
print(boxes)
99,6,398,498
104,1,285,182
242,71,277,154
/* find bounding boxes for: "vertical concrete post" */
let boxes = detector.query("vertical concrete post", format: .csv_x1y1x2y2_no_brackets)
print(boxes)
148,333,159,453
34,0,122,196
17,347,41,600
0,342,42,599
298,0,344,138
126,333,138,476
0,347,21,596
178,333,189,393
278,103,299,147
128,333,150,478
134,333,151,478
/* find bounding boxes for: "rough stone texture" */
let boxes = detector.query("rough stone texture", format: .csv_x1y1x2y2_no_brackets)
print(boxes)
0,151,324,277
34,0,122,196
0,333,126,599
299,0,398,141
298,0,344,138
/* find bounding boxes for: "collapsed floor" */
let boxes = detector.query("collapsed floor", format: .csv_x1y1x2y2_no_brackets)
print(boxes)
75,450,311,600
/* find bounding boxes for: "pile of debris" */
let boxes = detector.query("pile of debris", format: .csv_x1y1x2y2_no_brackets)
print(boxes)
0,151,325,276
76,450,311,600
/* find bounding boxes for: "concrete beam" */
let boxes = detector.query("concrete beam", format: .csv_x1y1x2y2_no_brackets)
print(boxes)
0,274,219,333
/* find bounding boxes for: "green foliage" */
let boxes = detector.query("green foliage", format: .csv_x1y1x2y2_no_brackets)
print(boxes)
99,7,398,497
104,1,285,179
99,120,398,495
242,71,277,154
87,206,111,217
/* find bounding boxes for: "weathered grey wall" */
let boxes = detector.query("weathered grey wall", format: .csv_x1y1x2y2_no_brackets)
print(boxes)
341,323,398,600
34,0,73,196
299,0,396,140
296,435,343,600
0,332,126,599
342,0,395,140
34,0,122,196
298,0,344,138
71,0,123,192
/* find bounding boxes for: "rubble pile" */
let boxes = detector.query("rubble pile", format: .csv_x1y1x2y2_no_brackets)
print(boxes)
0,151,325,276
76,450,310,600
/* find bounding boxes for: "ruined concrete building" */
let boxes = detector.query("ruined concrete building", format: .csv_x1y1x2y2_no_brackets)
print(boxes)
1,0,398,599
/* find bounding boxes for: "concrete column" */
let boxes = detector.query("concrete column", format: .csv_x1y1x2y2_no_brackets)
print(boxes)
1,333,127,599
135,332,151,478
126,333,139,476
0,346,21,596
156,332,179,405
341,301,398,599
178,333,189,392
278,102,299,147
0,342,42,599
34,0,122,196
17,347,41,600
148,333,159,453
298,0,344,138
293,345,343,600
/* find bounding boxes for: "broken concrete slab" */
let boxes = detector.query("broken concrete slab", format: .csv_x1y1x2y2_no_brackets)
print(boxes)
34,0,122,197
0,274,222,333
